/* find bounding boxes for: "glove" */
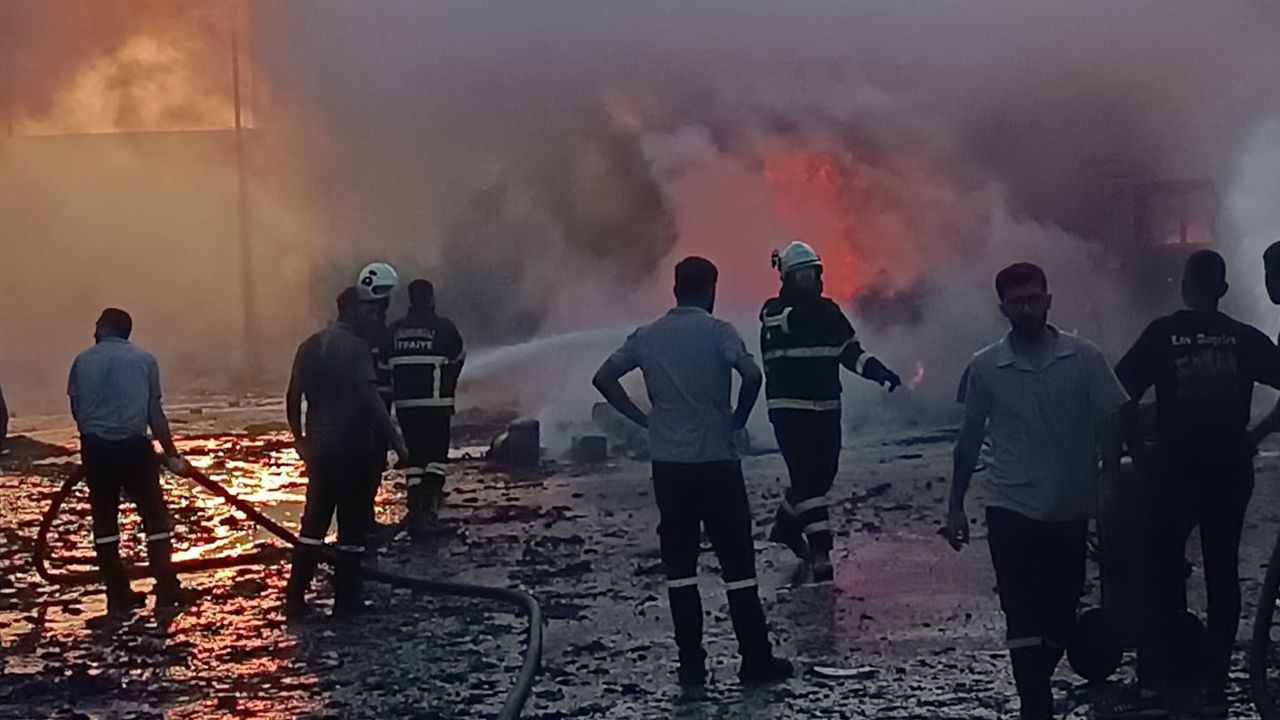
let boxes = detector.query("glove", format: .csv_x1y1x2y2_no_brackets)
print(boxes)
862,356,901,393
166,455,193,477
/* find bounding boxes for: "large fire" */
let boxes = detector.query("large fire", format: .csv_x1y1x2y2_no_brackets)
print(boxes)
762,150,866,301
8,2,247,137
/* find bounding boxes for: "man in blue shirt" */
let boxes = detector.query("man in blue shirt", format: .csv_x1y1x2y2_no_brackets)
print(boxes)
68,308,194,619
594,257,792,690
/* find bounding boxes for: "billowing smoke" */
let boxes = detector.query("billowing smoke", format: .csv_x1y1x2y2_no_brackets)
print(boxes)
3,1,1279,434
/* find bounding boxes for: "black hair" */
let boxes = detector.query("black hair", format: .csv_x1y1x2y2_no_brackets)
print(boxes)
97,308,133,339
995,262,1048,300
336,286,363,316
1184,249,1227,296
674,256,718,302
408,279,435,307
1266,241,1280,267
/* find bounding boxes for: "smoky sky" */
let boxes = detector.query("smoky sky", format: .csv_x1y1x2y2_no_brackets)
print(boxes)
3,0,1279,418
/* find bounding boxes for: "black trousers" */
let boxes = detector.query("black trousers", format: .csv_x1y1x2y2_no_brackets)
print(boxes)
399,407,452,513
987,506,1087,720
770,409,841,555
652,461,773,666
81,435,180,598
286,449,381,612
1138,445,1253,693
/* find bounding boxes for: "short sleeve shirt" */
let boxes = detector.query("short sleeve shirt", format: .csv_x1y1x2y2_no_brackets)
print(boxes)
609,307,752,463
293,322,380,454
1115,309,1280,451
67,337,162,441
958,328,1129,522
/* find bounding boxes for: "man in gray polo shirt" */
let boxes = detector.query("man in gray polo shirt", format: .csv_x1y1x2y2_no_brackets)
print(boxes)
593,256,792,690
945,263,1128,720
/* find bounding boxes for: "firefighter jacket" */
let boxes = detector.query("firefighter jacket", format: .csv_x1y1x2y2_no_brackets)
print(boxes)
388,311,465,412
759,295,878,412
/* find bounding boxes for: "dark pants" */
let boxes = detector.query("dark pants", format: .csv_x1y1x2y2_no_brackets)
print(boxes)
286,449,381,614
987,506,1087,720
1138,446,1253,693
770,409,842,555
81,435,181,601
399,407,452,516
652,461,773,669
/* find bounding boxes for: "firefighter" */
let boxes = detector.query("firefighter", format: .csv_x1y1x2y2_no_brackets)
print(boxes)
761,240,901,583
67,308,196,618
285,287,408,620
388,279,465,538
356,262,400,412
355,262,399,541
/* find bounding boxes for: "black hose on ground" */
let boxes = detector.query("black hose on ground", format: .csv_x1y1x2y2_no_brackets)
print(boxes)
32,464,542,720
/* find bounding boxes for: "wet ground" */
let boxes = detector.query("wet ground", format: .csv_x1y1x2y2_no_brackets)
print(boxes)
2,398,1278,719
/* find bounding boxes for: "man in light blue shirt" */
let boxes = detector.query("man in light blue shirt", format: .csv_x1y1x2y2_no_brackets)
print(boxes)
594,256,792,691
68,308,193,619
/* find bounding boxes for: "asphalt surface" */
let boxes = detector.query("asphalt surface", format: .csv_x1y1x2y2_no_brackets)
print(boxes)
2,401,1279,719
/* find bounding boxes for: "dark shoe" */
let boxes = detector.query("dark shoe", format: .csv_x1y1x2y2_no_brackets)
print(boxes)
769,517,810,561
154,583,200,610
1093,684,1169,719
284,601,322,624
107,590,146,618
810,554,834,584
1198,688,1228,718
677,661,706,688
738,656,793,685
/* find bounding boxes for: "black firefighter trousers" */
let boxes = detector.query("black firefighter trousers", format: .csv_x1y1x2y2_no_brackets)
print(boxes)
81,435,182,604
286,448,381,615
652,461,774,671
398,406,452,516
770,409,842,556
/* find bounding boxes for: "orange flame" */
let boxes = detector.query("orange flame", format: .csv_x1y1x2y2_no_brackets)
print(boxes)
761,150,865,301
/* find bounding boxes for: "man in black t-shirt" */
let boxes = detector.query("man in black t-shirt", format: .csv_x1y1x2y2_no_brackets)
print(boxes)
1246,241,1280,449
1100,250,1280,718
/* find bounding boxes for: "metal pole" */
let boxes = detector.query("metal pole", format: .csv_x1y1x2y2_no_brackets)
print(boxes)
231,4,261,382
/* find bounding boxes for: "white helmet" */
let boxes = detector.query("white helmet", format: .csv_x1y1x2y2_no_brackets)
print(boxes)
771,240,822,279
356,262,400,302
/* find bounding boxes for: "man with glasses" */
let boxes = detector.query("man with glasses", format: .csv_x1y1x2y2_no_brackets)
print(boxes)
945,262,1128,720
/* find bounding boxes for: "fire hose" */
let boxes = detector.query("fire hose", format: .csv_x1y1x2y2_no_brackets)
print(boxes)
33,465,543,720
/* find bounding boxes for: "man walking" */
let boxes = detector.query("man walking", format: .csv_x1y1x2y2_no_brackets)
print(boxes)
760,240,901,582
1099,250,1280,718
945,263,1128,720
388,279,465,538
593,256,792,689
285,287,408,620
68,308,195,618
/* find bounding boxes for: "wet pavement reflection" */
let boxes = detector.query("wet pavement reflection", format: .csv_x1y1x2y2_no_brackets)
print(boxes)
3,419,1277,718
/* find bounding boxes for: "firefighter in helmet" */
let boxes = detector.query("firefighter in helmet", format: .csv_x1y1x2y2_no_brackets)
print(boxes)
356,262,400,412
388,279,464,538
355,262,399,540
760,240,901,583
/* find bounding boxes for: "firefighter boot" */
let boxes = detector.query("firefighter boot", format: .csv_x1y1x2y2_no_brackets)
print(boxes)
807,527,835,584
332,549,365,619
768,503,810,561
147,537,197,609
727,586,793,684
406,486,437,542
668,585,706,687
94,543,142,618
284,543,321,620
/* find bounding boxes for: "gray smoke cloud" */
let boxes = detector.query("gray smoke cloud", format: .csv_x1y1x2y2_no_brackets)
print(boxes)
3,1,1279,431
